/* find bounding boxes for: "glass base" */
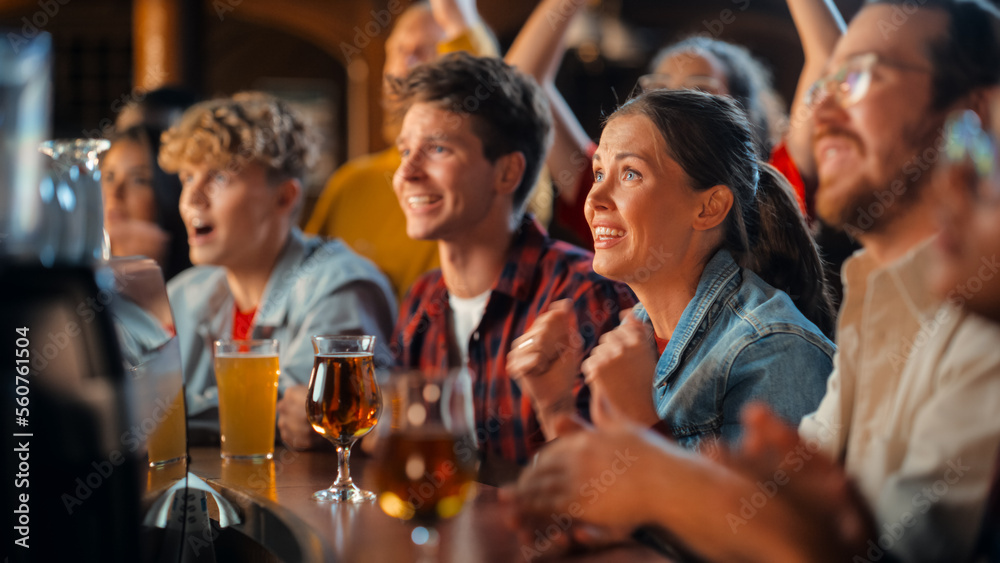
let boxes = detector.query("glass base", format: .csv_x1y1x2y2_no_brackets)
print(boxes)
221,452,274,461
148,454,188,468
313,484,376,503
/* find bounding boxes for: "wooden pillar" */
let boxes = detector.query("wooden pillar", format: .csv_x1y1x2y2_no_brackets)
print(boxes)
132,0,183,90
346,58,371,160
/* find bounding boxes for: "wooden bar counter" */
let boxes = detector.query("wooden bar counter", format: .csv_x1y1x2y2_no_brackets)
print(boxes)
180,446,673,563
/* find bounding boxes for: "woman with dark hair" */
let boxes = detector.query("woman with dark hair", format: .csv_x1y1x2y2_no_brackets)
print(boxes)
508,89,834,450
100,125,191,280
506,0,845,244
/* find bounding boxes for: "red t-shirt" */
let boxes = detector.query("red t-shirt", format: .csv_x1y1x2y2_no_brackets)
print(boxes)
654,334,669,356
554,142,599,250
232,305,256,341
769,141,809,218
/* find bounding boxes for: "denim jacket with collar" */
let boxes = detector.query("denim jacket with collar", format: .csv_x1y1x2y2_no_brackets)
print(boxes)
167,228,397,418
633,249,834,453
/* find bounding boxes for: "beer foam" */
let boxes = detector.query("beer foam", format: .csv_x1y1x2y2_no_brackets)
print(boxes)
214,353,280,359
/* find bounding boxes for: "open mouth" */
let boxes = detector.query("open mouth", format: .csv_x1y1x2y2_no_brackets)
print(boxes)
406,195,443,209
815,136,858,175
189,218,215,242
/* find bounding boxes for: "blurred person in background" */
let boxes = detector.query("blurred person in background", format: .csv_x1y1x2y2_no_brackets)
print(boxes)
101,124,191,281
115,86,198,133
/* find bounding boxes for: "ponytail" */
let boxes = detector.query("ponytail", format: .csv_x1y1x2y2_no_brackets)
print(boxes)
609,90,836,337
743,164,836,337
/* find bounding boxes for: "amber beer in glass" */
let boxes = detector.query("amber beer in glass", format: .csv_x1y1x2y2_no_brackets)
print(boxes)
372,369,478,555
307,354,380,442
307,335,382,503
146,388,187,466
213,339,281,460
374,431,477,524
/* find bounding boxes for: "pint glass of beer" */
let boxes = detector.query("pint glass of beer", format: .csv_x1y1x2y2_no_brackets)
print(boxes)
214,339,281,460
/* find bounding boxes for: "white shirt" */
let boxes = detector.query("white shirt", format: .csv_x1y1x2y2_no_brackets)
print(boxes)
800,238,1000,562
449,290,490,368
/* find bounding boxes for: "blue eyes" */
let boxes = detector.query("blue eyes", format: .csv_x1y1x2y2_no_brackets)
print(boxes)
399,145,448,158
592,169,639,182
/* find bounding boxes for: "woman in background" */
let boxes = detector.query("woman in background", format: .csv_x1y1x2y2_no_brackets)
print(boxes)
101,125,191,280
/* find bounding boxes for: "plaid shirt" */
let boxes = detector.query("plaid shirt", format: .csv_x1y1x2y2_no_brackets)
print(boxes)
393,217,636,465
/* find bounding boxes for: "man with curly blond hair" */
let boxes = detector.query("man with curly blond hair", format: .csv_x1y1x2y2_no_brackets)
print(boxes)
163,92,396,449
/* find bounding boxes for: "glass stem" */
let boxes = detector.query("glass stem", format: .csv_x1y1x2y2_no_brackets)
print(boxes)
333,443,353,489
414,526,440,563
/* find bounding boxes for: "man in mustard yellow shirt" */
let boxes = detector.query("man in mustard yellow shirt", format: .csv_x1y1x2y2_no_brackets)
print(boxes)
305,0,498,302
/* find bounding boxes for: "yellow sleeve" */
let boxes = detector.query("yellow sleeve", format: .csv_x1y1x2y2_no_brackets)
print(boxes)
304,154,378,237
304,166,346,236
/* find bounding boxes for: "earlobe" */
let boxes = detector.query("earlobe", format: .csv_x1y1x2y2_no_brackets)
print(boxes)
277,178,302,211
496,152,527,195
693,185,733,231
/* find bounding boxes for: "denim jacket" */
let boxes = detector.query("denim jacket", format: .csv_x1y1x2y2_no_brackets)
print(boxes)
633,250,834,453
167,228,397,417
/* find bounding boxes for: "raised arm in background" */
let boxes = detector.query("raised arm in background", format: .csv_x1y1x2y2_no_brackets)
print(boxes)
784,0,845,185
505,0,593,205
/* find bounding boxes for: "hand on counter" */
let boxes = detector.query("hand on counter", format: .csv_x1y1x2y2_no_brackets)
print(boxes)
277,384,326,451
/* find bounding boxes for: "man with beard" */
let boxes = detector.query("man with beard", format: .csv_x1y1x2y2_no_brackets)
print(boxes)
505,2,1000,561
798,3,1000,560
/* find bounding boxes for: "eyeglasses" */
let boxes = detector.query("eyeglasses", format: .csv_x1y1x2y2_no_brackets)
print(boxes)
805,52,932,109
942,109,1000,201
637,73,726,95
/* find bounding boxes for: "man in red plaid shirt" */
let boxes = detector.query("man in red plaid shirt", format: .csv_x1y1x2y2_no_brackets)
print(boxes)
390,52,635,469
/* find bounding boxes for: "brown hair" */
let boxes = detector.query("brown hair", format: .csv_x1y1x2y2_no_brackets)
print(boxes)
609,89,836,336
866,0,1000,110
388,52,552,218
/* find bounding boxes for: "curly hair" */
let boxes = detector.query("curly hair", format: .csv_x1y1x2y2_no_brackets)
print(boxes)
158,91,317,185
